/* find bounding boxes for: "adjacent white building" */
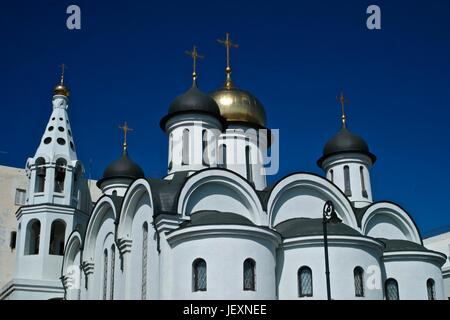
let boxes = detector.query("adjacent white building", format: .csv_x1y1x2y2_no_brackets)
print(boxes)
1,47,449,300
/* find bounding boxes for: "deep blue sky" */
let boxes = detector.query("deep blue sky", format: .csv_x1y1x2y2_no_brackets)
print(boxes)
1,0,449,235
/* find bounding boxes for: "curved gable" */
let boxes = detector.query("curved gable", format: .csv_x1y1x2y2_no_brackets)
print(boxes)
267,173,358,228
361,202,421,243
177,169,266,225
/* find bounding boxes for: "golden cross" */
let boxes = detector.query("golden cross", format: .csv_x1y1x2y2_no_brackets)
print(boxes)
185,45,204,83
217,33,239,88
337,91,349,127
59,63,67,84
119,121,134,149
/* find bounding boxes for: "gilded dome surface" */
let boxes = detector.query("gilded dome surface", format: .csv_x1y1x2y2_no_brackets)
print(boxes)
210,86,266,128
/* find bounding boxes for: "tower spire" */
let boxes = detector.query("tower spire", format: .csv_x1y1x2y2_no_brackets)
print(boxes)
217,32,239,89
53,63,70,97
185,45,204,86
119,121,133,155
337,91,349,128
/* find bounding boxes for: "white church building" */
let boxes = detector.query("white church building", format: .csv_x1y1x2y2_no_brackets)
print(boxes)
1,38,448,300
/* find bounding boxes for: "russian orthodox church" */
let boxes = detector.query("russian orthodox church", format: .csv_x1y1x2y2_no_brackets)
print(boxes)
1,35,447,300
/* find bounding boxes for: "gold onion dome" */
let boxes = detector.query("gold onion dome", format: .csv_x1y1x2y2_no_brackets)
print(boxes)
210,86,266,128
53,64,70,97
211,33,266,128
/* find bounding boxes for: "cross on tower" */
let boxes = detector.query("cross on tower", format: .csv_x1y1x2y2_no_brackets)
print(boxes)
337,92,349,127
185,45,204,84
119,121,134,153
59,63,67,84
217,32,239,88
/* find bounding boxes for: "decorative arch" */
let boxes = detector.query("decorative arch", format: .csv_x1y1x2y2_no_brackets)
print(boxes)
267,173,358,228
117,179,154,240
62,230,83,276
83,196,118,262
361,202,421,243
177,169,265,225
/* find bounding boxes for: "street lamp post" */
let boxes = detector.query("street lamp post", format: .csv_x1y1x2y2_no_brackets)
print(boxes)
322,200,342,301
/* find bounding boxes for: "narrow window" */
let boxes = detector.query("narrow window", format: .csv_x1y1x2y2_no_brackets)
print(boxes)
243,258,256,291
330,169,334,183
202,130,209,166
354,267,365,297
298,266,313,297
182,129,189,165
344,165,352,196
110,245,115,300
168,133,173,170
142,222,148,300
360,166,368,198
219,144,227,168
25,219,40,255
385,278,399,300
54,158,67,193
193,259,207,292
245,146,253,182
103,249,108,300
15,189,26,205
10,231,17,250
49,220,66,255
427,279,436,300
35,158,46,193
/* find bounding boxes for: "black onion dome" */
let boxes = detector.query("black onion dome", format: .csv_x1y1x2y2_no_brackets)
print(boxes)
160,84,222,130
317,126,376,167
97,152,144,187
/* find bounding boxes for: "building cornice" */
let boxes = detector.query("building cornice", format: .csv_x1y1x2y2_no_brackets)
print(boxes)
166,224,281,247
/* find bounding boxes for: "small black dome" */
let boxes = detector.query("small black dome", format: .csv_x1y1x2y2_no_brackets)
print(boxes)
317,126,376,167
160,84,222,129
97,152,144,187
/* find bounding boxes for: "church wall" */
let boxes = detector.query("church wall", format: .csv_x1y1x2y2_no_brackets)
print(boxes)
277,237,384,300
382,256,445,300
165,226,279,299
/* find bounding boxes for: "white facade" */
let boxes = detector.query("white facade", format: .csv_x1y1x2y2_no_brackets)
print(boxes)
1,73,449,301
424,231,450,299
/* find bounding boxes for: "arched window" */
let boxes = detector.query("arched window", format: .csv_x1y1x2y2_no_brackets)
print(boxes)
427,278,436,300
219,144,227,168
35,158,46,193
110,245,115,300
245,146,253,183
330,169,334,183
202,130,209,166
182,129,190,165
354,267,364,297
193,259,207,292
168,133,173,170
298,266,313,297
49,220,66,255
243,258,256,291
25,219,41,255
385,278,399,300
54,158,67,193
360,166,368,198
344,165,352,196
103,249,108,300
142,222,148,300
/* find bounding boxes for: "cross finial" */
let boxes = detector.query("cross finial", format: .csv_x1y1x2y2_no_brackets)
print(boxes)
59,63,67,85
337,91,349,127
119,121,134,154
185,45,204,85
217,32,239,89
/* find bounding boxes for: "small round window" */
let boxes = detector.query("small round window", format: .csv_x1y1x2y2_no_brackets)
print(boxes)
57,138,66,145
52,117,55,121
59,117,63,121
44,137,52,144
48,126,54,131
70,141,74,150
58,127,65,132
68,130,72,136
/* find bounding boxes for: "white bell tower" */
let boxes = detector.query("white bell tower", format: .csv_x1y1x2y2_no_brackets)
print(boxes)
5,67,92,300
